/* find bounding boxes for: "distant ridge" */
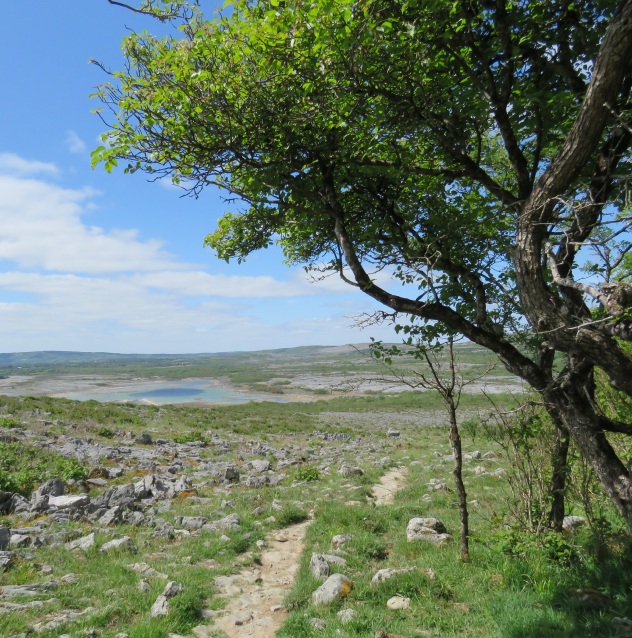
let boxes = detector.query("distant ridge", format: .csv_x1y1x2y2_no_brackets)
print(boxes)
0,351,227,365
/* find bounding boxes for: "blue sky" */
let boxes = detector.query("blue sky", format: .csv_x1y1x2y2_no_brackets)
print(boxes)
0,1,403,354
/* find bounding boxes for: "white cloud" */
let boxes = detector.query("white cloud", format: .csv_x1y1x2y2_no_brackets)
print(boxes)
0,157,401,352
64,130,87,154
0,175,189,274
0,153,59,177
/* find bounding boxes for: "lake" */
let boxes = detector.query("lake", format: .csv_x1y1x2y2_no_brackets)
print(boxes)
60,379,287,405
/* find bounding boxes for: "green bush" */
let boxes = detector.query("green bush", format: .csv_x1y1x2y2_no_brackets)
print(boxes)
95,427,115,438
0,442,88,496
0,417,22,429
295,466,320,482
173,432,208,444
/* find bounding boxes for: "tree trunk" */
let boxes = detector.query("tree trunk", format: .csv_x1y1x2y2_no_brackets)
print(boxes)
448,401,469,561
546,386,632,534
547,422,570,532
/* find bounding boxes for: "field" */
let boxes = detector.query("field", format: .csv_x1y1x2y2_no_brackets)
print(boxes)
0,347,629,638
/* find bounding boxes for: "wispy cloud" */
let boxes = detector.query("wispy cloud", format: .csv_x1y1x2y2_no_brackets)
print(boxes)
64,130,87,154
0,153,59,177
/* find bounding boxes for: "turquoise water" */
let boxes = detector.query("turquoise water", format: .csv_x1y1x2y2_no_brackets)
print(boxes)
60,379,286,405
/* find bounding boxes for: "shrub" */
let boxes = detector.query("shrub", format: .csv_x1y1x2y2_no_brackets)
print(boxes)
95,427,115,438
0,442,88,496
295,466,320,482
173,432,208,445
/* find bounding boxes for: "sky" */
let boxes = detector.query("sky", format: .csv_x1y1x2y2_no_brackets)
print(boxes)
0,1,403,354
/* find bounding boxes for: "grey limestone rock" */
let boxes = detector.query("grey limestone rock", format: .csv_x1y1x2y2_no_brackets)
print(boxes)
371,567,416,585
309,618,327,630
337,609,357,623
98,506,122,526
135,433,153,445
406,518,451,544
32,478,64,500
224,467,240,482
310,553,330,580
249,459,271,473
311,573,354,605
331,534,352,550
65,532,95,551
181,516,208,530
99,536,138,553
0,526,11,551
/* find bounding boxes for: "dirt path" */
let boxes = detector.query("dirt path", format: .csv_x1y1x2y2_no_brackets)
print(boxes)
370,466,408,505
193,520,310,638
192,469,409,638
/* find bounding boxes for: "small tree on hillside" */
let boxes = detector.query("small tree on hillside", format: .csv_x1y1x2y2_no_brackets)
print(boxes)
370,338,494,562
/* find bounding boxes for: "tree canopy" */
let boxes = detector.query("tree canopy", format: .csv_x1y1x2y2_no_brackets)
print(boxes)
94,0,632,531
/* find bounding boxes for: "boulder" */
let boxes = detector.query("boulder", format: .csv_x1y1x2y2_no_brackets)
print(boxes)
100,536,138,553
310,553,330,580
181,516,208,530
65,533,95,551
406,518,451,545
30,494,50,511
224,467,240,482
150,581,183,618
387,429,400,438
0,526,10,551
49,494,90,510
387,596,410,610
339,465,365,478
311,573,354,605
98,506,122,526
32,478,64,499
249,459,271,473
135,433,153,445
562,516,588,532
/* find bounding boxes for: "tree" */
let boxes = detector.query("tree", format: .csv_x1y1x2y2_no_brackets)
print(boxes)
369,337,486,561
95,0,632,532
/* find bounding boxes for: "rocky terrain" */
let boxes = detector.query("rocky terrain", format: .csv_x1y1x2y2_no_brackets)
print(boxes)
0,394,629,638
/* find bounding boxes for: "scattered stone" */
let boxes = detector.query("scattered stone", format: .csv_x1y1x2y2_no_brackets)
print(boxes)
138,579,151,592
256,540,267,549
0,526,9,551
99,536,138,554
99,506,122,526
86,478,108,487
310,618,327,630
224,467,240,482
0,580,59,599
31,606,95,633
181,516,208,530
312,573,354,605
331,534,352,549
65,533,95,551
249,459,271,473
337,609,357,623
270,604,283,612
150,581,183,618
406,518,452,544
339,465,365,478
128,562,168,579
562,516,588,532
135,433,153,445
387,429,400,438
310,553,330,580
371,567,416,585
49,494,90,510
387,595,410,610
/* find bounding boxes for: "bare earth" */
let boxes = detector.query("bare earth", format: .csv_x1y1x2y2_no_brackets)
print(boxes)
194,520,311,638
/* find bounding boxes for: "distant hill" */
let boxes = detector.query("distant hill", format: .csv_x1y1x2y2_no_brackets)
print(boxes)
0,351,220,365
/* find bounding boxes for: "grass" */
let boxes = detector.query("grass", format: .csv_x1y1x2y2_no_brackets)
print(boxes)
0,391,630,638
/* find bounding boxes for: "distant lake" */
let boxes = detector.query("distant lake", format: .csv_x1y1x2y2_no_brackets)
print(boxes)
60,379,286,405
